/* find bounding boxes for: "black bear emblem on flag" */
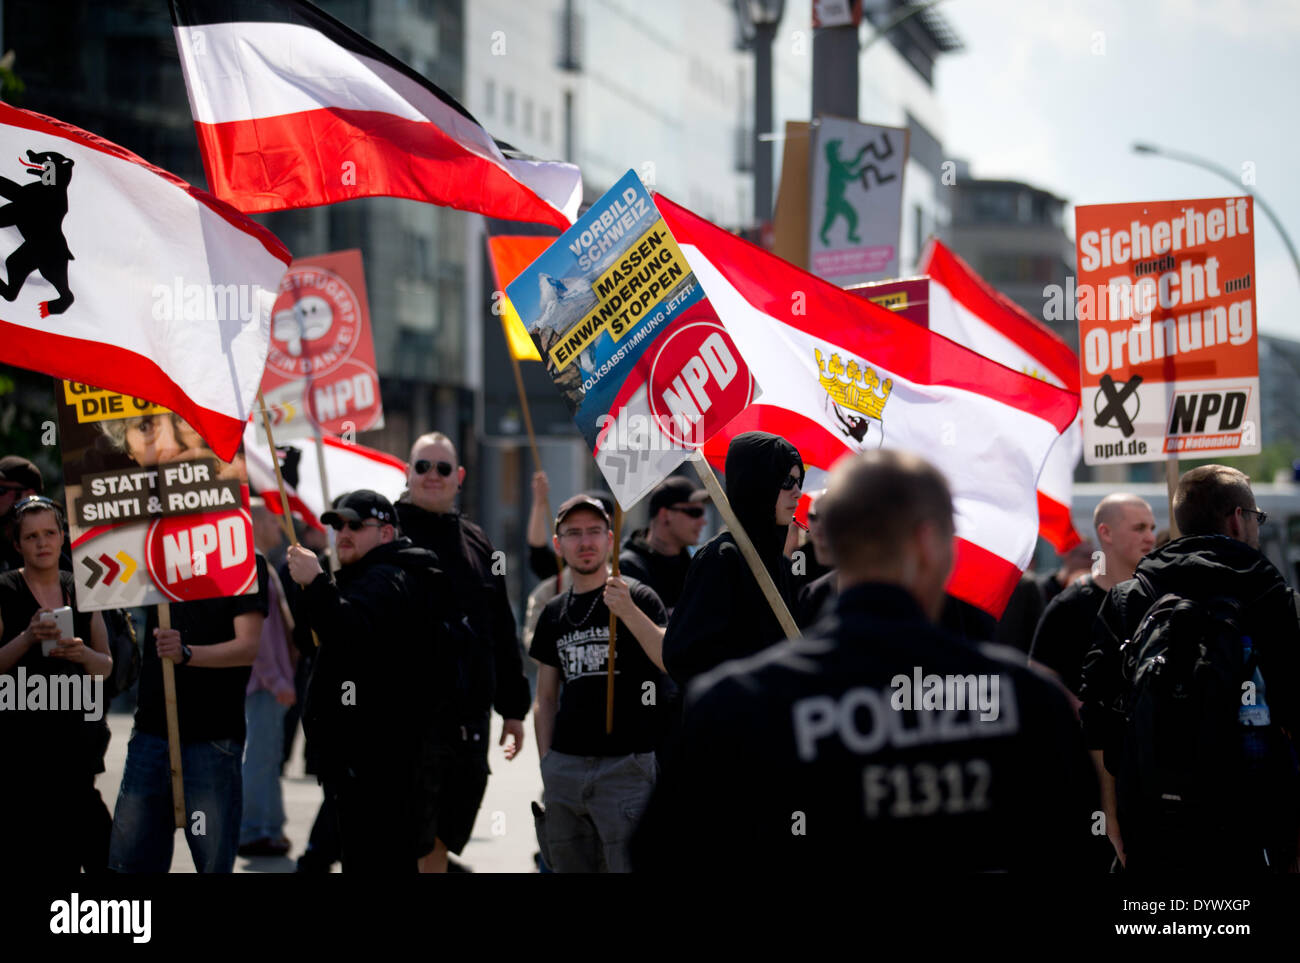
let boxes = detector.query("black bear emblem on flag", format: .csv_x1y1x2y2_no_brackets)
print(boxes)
0,148,75,316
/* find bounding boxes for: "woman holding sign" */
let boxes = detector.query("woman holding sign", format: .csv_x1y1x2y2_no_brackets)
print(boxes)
0,495,112,872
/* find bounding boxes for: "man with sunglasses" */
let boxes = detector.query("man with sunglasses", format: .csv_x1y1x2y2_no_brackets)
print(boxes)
618,477,709,618
394,432,531,873
1080,465,1300,873
286,490,440,872
662,431,804,687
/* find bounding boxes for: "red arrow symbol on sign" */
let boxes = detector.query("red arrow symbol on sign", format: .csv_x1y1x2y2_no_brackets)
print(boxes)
99,553,121,585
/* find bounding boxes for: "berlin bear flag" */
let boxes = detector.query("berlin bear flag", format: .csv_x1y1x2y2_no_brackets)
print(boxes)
658,197,1079,616
0,103,291,462
170,0,581,228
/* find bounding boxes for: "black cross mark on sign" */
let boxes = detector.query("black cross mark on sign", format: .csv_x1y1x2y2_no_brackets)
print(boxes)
1094,373,1143,438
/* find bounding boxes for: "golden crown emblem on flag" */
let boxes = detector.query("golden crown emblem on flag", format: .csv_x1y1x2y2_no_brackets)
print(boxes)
815,349,893,420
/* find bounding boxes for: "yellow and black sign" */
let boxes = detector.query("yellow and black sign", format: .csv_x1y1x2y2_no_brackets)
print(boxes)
868,290,908,311
63,381,170,424
548,221,691,370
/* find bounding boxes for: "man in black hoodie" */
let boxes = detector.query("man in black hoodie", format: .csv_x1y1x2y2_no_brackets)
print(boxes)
1080,465,1300,872
661,431,803,687
394,431,532,873
286,490,438,873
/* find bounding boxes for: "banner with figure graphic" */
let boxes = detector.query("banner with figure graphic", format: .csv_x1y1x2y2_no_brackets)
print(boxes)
808,116,908,285
507,170,761,508
1074,197,1260,464
257,249,384,441
55,380,257,612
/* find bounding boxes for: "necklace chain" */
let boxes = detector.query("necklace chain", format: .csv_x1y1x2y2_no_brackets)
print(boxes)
560,584,603,628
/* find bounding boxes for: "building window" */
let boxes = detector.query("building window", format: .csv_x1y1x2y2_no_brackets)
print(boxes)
485,78,496,116
524,99,534,135
505,89,516,126
541,108,553,143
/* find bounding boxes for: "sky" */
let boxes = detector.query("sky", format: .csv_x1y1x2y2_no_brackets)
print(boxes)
933,0,1300,340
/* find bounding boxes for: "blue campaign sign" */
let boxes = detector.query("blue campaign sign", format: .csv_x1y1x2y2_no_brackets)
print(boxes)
507,170,714,507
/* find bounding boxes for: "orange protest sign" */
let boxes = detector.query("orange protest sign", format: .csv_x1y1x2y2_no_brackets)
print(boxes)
1074,196,1259,464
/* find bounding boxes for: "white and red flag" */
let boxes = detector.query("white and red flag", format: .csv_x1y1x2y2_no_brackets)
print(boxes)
0,103,290,461
658,198,1079,616
169,0,581,228
919,240,1084,552
243,422,409,529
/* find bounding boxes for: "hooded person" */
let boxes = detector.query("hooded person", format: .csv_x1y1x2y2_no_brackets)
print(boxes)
661,431,804,687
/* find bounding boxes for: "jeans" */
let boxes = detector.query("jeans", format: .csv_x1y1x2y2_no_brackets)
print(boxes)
540,750,657,873
241,690,288,843
108,730,243,873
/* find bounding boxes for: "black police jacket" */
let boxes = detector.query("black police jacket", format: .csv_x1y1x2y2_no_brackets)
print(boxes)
633,582,1098,872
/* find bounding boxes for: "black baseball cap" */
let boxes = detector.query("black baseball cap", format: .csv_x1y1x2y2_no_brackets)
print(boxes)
0,455,43,493
320,489,396,527
648,476,708,516
555,494,610,532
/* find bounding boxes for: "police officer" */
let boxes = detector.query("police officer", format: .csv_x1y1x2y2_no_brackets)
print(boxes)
632,449,1097,872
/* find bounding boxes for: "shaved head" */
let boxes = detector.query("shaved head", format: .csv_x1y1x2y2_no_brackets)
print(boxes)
1093,493,1150,533
1093,492,1157,580
410,431,457,465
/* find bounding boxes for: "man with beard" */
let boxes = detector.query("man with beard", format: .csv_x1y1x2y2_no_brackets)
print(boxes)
530,494,669,872
286,490,438,873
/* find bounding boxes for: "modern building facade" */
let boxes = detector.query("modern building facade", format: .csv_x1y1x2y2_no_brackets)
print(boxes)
2,0,966,607
945,168,1078,351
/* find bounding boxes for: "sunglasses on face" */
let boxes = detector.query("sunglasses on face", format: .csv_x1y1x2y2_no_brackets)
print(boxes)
329,519,383,533
668,505,705,519
414,459,455,477
780,474,804,492
1241,507,1267,525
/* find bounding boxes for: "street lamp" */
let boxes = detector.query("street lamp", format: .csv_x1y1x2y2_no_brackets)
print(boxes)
737,0,786,225
1132,142,1300,287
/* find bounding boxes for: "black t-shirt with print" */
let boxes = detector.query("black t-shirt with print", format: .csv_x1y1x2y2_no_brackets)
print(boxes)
1028,577,1108,697
135,555,269,743
529,577,668,757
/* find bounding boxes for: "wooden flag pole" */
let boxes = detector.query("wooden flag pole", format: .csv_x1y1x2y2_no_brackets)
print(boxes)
605,503,622,734
690,451,801,640
256,390,325,654
158,603,185,829
506,330,563,586
257,390,300,549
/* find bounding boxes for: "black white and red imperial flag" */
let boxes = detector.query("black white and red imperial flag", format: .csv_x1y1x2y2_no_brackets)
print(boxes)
0,103,291,462
169,0,582,229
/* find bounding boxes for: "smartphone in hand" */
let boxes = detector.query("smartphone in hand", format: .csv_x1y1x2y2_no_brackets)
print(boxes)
40,606,75,656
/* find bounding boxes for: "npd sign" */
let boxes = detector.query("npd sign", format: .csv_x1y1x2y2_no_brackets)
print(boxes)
649,321,753,447
144,508,257,603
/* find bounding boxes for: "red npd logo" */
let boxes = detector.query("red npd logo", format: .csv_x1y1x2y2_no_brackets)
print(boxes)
649,321,752,448
144,509,257,603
